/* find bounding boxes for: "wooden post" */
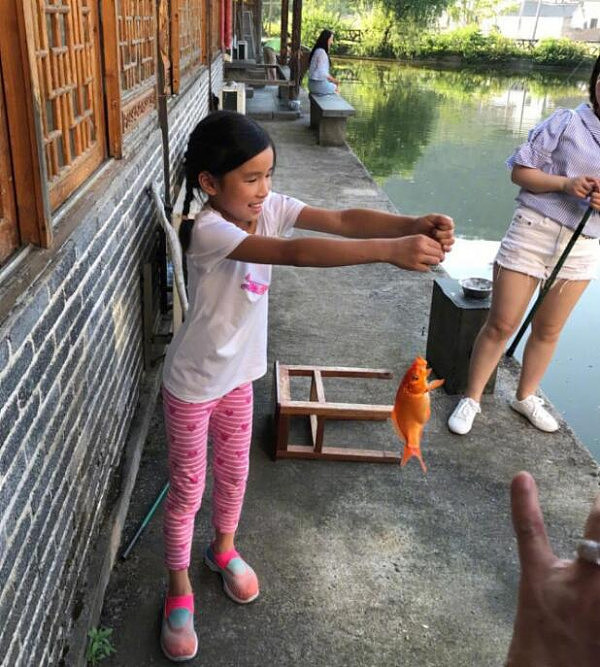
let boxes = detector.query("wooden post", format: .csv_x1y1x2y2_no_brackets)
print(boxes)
157,0,171,209
101,0,123,158
279,0,289,65
289,0,302,99
254,0,263,62
171,0,181,93
2,0,52,245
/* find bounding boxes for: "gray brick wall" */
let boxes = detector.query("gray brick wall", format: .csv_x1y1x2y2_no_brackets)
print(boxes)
0,60,220,666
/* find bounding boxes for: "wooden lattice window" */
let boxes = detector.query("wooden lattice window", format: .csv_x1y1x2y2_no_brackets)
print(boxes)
103,0,158,157
118,2,157,96
171,0,205,93
27,0,106,210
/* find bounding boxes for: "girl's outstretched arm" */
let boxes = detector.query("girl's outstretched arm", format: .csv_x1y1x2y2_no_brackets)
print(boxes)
295,206,454,252
227,233,445,272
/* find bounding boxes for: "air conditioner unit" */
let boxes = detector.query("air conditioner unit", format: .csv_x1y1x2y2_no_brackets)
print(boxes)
219,82,246,114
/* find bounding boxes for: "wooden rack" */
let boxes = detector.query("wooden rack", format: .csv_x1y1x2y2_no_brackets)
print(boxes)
273,362,400,463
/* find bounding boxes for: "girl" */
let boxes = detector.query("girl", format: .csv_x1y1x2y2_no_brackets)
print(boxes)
448,55,600,437
307,29,339,96
159,110,454,661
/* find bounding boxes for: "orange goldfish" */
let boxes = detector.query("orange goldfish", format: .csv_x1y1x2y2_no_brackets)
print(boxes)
390,357,444,473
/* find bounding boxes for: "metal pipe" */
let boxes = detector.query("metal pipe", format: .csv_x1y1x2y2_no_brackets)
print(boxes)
121,482,170,560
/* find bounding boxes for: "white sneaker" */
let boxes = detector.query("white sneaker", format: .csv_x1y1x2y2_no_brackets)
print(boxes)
448,397,481,435
510,395,559,432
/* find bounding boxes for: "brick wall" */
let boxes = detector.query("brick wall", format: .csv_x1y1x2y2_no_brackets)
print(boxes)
0,59,221,666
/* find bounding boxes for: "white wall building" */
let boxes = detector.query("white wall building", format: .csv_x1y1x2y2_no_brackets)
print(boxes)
481,0,600,41
483,1,577,41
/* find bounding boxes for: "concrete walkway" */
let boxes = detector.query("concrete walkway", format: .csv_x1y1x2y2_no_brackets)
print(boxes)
99,105,599,666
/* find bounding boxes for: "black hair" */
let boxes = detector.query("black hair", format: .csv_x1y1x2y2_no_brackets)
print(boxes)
179,110,276,252
589,54,600,113
309,29,333,67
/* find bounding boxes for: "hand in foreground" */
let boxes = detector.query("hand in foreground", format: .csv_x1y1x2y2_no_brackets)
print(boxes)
389,234,445,272
506,471,600,666
563,176,600,208
413,214,455,253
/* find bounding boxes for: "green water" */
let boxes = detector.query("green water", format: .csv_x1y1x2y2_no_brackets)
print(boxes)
340,60,600,459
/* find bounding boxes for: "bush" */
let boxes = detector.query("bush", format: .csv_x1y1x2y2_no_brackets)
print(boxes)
413,26,519,62
532,38,590,65
301,8,347,53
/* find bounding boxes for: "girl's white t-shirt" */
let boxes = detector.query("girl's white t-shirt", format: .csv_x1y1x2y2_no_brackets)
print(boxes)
162,191,305,403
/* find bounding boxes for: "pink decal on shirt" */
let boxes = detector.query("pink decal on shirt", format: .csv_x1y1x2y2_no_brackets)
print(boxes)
241,273,269,295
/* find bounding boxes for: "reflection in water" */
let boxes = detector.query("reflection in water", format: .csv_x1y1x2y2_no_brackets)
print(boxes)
340,61,600,458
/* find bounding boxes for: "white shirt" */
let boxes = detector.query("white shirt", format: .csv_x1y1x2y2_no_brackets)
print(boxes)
163,191,305,402
308,48,330,81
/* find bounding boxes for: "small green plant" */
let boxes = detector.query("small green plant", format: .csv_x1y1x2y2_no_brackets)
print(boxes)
86,627,116,665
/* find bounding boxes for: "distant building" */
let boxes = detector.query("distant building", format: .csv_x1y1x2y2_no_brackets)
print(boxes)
481,0,600,42
565,0,600,40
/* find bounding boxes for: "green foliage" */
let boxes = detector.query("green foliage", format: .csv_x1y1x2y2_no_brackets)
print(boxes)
86,627,116,666
292,1,596,67
447,0,498,24
352,6,405,58
532,38,590,65
499,3,520,15
345,22,596,66
301,7,348,52
380,0,454,25
415,25,520,62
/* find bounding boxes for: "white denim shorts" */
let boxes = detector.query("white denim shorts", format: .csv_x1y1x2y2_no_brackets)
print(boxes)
494,206,600,281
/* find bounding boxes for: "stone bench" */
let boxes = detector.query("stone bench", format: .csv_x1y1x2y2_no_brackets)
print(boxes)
309,93,356,146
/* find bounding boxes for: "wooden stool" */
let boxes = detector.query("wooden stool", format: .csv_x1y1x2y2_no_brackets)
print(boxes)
273,362,400,463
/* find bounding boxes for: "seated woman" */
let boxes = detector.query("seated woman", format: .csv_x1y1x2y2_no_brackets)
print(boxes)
307,30,339,96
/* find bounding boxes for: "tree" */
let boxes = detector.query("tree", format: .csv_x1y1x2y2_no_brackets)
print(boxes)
377,0,454,25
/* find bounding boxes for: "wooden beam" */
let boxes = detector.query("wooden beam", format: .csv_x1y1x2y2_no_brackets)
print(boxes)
279,401,393,420
277,445,400,464
171,0,181,93
284,365,393,379
0,0,51,247
279,0,289,64
0,71,19,263
289,0,302,99
101,0,123,158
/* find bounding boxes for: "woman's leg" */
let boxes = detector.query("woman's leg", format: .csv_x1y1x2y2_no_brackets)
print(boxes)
465,265,539,402
162,388,215,596
517,279,590,400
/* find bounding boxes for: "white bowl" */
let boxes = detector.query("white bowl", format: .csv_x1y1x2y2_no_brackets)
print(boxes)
459,277,493,300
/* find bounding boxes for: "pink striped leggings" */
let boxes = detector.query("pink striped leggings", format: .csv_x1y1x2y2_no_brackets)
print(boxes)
162,384,253,571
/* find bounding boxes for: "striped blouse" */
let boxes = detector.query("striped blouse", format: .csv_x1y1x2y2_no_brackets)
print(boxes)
506,103,600,239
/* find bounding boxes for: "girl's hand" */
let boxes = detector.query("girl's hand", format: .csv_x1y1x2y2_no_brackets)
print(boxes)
388,235,446,271
412,214,455,252
589,189,600,211
563,176,600,202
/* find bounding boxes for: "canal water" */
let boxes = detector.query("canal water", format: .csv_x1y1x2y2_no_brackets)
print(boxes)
338,60,600,459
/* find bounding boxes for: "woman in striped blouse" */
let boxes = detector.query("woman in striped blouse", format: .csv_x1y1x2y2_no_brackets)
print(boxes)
448,55,600,436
